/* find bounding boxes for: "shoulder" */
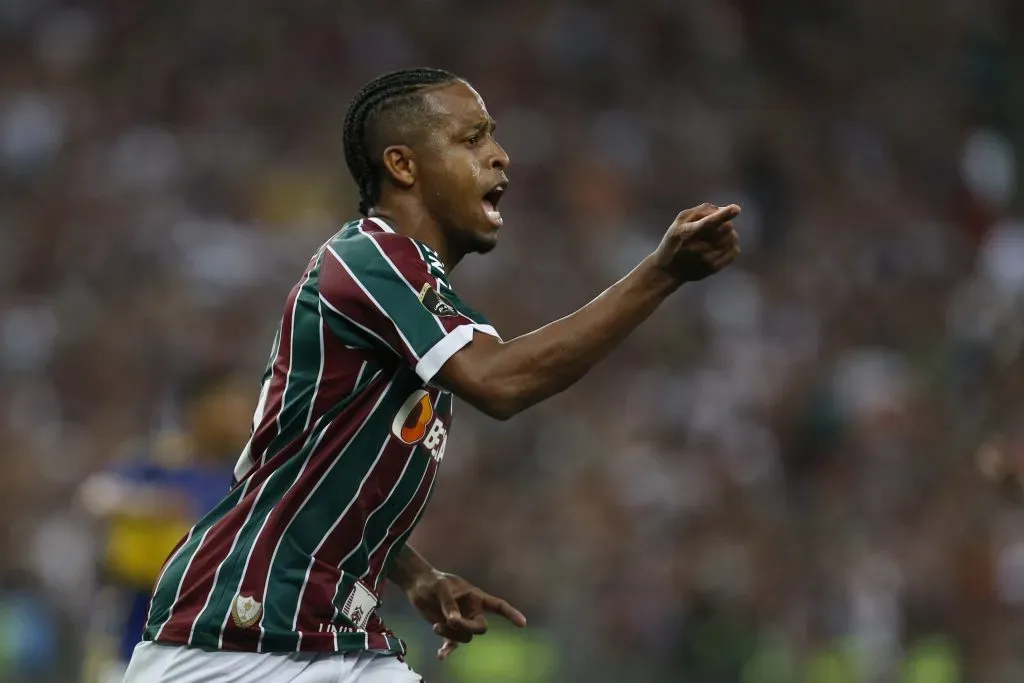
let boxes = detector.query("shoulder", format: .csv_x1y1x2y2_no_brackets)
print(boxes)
325,218,446,284
327,219,415,263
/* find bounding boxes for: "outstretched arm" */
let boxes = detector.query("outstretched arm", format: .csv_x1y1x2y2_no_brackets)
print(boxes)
438,203,741,419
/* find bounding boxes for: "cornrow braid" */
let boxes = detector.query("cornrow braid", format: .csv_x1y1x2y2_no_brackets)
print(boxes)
343,68,459,216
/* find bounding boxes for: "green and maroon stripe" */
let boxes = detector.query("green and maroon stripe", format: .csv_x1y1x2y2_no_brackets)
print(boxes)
160,252,327,645
147,466,281,640
214,375,398,652
370,464,440,594
194,368,390,650
348,437,439,587
365,397,451,589
290,442,415,641
180,412,336,650
257,250,330,465
149,476,265,642
353,224,476,337
358,221,493,339
319,244,412,359
325,236,441,353
235,260,312,481
290,390,445,642
263,380,408,645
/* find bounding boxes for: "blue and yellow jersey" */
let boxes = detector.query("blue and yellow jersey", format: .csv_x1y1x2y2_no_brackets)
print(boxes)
102,458,232,662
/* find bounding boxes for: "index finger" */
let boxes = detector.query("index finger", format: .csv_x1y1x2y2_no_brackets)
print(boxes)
481,594,527,628
691,204,741,233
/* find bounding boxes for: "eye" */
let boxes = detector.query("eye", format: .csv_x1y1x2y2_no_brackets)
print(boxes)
465,133,482,147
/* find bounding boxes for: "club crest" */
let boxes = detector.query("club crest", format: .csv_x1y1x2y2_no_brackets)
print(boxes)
231,594,264,629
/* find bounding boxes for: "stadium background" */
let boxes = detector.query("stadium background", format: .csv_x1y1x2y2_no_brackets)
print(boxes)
2,0,1024,681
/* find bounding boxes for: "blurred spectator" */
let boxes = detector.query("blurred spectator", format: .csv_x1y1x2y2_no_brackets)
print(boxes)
77,372,245,683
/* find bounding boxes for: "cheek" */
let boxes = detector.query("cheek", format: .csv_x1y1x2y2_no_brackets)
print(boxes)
437,147,480,181
419,147,482,215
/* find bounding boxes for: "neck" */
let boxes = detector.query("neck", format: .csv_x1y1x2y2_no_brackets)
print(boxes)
369,198,463,271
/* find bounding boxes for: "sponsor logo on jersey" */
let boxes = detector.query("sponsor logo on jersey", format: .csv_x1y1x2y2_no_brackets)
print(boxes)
418,283,458,317
230,594,264,629
392,390,433,444
391,390,448,462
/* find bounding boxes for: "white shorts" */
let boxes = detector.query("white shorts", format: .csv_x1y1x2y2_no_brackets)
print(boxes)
122,641,422,683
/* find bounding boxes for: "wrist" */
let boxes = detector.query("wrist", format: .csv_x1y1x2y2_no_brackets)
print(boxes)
389,545,440,591
638,254,685,294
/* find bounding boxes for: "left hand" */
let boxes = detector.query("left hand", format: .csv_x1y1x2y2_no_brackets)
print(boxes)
405,570,527,660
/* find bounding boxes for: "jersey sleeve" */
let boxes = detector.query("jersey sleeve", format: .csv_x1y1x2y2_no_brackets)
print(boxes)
319,228,500,384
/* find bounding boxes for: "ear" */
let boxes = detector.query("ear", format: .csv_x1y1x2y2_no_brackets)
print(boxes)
381,145,416,190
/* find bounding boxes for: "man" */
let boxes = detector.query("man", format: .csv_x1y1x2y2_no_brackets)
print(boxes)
123,67,740,682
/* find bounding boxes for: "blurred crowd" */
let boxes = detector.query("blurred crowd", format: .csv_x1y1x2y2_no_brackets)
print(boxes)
2,0,1024,681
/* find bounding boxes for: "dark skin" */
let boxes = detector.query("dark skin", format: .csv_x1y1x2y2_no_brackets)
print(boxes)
389,545,525,660
370,80,509,268
376,79,740,658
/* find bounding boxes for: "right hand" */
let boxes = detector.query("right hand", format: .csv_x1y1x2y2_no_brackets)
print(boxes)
654,203,741,282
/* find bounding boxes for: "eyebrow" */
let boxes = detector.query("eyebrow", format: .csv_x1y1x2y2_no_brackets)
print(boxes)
471,118,497,133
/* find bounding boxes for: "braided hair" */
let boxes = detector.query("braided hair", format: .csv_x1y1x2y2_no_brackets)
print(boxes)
343,68,459,216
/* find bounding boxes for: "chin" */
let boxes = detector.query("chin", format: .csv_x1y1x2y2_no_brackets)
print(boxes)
445,216,500,255
468,233,499,254
455,220,500,254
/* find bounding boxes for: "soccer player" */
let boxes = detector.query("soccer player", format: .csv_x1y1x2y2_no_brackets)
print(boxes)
122,68,741,683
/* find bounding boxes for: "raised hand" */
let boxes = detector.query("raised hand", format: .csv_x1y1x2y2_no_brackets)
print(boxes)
653,203,741,283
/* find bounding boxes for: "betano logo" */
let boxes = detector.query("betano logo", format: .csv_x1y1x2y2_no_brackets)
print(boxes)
391,390,447,462
392,390,433,444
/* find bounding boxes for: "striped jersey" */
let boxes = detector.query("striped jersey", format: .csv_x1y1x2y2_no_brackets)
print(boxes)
142,217,498,655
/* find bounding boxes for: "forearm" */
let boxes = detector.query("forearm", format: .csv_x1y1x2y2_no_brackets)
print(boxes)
454,255,679,418
388,544,438,591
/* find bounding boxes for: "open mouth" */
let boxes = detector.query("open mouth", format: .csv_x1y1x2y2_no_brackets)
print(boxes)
482,182,507,227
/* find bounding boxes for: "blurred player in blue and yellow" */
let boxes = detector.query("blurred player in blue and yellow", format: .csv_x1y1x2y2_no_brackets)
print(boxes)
78,372,250,683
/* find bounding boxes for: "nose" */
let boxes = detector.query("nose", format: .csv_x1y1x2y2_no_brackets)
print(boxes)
490,141,510,170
